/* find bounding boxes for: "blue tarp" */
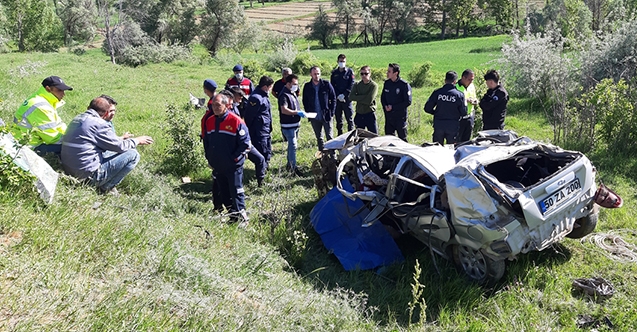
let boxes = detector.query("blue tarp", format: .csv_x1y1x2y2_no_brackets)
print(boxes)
310,180,404,271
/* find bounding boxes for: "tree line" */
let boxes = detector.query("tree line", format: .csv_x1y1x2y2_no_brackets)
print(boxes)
0,0,635,63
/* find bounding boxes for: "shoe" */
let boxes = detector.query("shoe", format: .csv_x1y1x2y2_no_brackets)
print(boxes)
293,167,303,177
228,210,249,224
98,187,119,196
257,178,263,187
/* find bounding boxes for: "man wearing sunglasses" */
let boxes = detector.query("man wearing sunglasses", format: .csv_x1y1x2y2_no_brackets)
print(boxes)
349,66,378,134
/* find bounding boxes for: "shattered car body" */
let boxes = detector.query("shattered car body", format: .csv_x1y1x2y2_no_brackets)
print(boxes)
316,130,613,284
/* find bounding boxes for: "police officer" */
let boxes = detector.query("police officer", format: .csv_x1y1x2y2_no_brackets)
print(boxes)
381,63,412,142
456,69,478,142
202,93,251,225
330,54,355,135
225,64,254,97
479,69,509,130
424,71,466,145
245,76,274,169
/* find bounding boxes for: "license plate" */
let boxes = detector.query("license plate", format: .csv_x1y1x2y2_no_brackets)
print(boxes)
538,178,582,215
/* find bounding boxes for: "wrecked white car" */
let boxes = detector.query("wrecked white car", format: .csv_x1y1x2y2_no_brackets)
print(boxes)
313,130,621,284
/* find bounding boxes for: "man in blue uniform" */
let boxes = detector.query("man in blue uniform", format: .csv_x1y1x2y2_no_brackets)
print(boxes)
330,54,355,135
424,71,467,145
245,76,275,186
203,93,251,225
225,64,254,97
381,63,412,142
303,66,336,151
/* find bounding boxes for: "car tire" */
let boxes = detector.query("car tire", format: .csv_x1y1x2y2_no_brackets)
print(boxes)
566,205,599,239
453,245,506,285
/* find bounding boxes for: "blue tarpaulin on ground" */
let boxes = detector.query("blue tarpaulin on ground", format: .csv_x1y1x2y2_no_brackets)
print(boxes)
310,180,404,271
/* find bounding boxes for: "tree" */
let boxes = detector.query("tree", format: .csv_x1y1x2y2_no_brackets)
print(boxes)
389,0,418,43
96,0,118,64
1,0,63,52
57,0,97,46
333,0,360,47
123,0,199,45
200,0,244,56
306,5,337,48
448,0,477,37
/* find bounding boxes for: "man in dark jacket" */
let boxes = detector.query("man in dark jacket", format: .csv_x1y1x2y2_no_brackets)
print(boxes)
381,63,412,142
424,71,467,145
203,93,251,224
245,76,274,167
330,54,355,135
272,68,298,99
303,66,336,151
479,69,509,130
278,74,306,176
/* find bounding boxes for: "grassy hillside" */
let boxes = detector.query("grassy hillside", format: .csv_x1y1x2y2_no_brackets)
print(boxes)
1,39,636,331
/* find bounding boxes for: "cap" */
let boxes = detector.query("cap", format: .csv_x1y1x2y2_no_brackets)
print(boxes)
203,79,218,92
233,64,243,72
42,76,73,91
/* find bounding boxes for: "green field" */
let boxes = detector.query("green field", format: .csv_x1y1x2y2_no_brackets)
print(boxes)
1,36,636,330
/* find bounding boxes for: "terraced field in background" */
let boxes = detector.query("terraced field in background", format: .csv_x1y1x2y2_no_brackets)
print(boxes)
245,1,336,34
245,0,547,36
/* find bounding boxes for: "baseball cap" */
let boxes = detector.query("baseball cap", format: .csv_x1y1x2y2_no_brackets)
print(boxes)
42,76,73,91
233,64,243,72
203,79,218,92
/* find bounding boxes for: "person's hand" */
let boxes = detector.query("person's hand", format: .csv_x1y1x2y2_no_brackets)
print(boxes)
122,132,133,139
469,98,478,105
337,94,345,102
385,105,392,112
135,136,154,145
297,110,307,118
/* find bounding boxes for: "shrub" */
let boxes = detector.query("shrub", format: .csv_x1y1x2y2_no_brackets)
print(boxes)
0,127,37,201
241,59,267,82
580,20,637,89
290,51,317,76
264,38,298,71
575,78,637,153
117,44,192,67
407,62,433,88
369,67,386,83
161,103,206,176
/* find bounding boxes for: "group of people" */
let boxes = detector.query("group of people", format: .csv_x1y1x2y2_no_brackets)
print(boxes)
425,69,509,145
10,76,153,196
8,56,509,226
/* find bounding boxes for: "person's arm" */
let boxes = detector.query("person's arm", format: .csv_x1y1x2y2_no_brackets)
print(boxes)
344,68,355,97
327,82,336,114
392,82,412,110
280,96,300,116
244,96,259,129
93,122,151,153
232,122,251,162
424,91,437,115
302,83,310,112
380,82,388,109
355,82,377,106
457,93,467,117
28,107,65,144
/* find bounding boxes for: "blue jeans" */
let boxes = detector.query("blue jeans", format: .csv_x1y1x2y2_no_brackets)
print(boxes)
310,119,333,151
281,127,299,168
89,149,140,191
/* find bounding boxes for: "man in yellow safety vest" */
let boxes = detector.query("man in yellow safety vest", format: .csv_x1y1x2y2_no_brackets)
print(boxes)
11,76,73,156
455,69,478,143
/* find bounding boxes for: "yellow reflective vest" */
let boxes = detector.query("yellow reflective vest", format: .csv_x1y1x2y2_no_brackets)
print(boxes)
11,86,67,146
456,82,477,117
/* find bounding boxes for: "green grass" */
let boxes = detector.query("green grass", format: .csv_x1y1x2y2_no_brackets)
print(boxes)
1,38,637,330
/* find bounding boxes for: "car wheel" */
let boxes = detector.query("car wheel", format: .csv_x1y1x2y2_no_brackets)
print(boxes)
453,245,506,284
566,205,599,239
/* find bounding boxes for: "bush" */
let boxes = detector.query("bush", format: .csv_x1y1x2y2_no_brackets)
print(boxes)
117,44,192,67
241,59,267,82
370,67,386,83
407,62,433,88
264,38,298,71
161,104,206,176
290,51,318,76
576,78,637,153
580,20,637,89
0,127,37,201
